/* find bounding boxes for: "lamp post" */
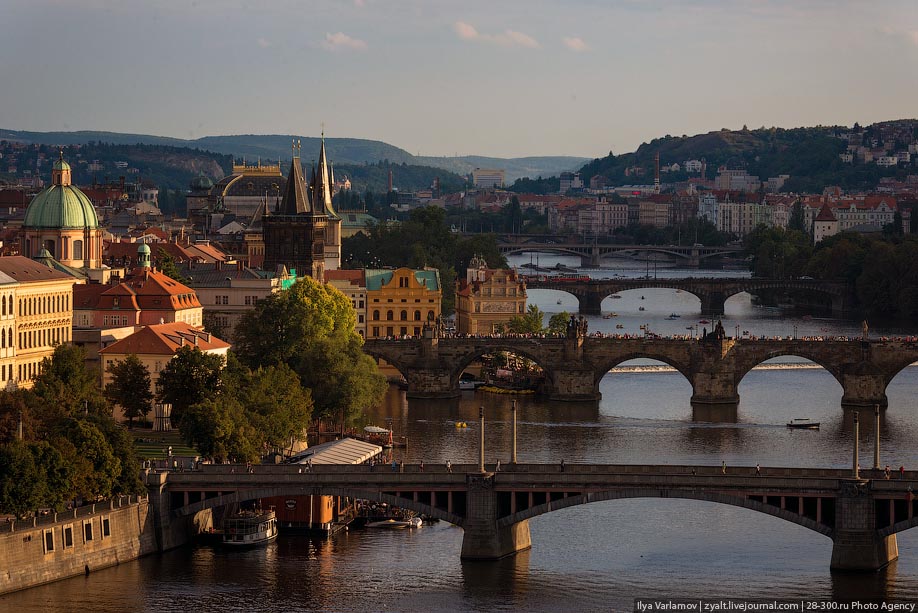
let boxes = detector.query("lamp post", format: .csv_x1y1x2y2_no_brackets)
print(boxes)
873,405,881,471
735,324,740,339
793,324,798,340
511,399,518,464
852,411,860,479
479,405,486,474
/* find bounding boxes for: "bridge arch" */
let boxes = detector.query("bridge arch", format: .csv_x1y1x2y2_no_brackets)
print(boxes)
733,350,846,388
360,345,414,382
879,353,918,389
592,352,695,388
497,489,833,538
448,344,556,390
172,485,464,526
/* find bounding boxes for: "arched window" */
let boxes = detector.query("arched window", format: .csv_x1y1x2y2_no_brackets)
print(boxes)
73,240,84,260
373,310,380,321
414,310,421,321
386,310,394,321
400,310,408,321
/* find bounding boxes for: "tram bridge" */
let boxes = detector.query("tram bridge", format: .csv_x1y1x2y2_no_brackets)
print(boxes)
495,240,743,268
146,463,917,571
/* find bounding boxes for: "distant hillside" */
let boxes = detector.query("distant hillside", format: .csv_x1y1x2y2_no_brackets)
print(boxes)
578,121,918,193
416,155,589,183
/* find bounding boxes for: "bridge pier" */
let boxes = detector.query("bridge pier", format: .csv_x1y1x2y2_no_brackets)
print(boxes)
545,368,602,402
699,292,726,318
580,291,605,315
406,369,460,399
830,479,899,571
691,372,739,421
840,372,888,410
460,474,531,560
145,470,212,552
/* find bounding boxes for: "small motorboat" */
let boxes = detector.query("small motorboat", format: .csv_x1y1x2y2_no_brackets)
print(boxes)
787,418,820,429
455,421,468,428
610,295,621,299
615,324,624,329
458,379,484,391
366,517,423,529
639,306,645,311
698,319,710,324
602,312,618,319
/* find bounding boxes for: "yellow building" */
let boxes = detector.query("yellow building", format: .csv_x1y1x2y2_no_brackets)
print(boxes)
0,256,78,389
455,256,527,335
365,268,441,339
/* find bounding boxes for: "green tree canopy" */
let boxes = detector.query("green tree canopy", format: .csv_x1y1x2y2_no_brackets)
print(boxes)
32,344,109,422
234,276,387,426
105,354,154,428
507,304,547,334
156,346,225,427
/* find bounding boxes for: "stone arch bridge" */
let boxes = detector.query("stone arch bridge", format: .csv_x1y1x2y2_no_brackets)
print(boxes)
363,336,918,415
497,242,743,268
523,277,852,318
146,463,918,571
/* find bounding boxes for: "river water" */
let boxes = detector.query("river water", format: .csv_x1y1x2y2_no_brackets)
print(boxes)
4,255,918,611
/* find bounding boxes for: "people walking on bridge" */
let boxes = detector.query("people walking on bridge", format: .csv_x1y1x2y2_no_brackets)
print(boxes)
901,466,906,479
447,460,452,473
419,460,424,472
307,458,313,472
495,459,501,472
722,460,726,474
560,459,565,472
755,464,761,476
886,465,891,479
391,459,398,472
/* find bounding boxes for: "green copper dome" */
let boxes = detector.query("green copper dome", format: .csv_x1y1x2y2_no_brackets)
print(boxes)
53,159,71,171
24,184,100,230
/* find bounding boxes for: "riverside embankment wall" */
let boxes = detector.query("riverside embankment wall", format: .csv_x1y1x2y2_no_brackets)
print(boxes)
0,496,156,596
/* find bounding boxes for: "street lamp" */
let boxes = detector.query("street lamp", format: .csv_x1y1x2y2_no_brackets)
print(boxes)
793,324,798,340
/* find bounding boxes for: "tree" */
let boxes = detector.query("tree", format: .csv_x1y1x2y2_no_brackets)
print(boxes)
788,201,808,233
234,276,386,426
32,344,109,422
0,441,66,518
60,420,121,500
507,304,546,334
231,363,313,453
548,311,571,335
105,355,153,428
156,346,225,427
156,248,188,283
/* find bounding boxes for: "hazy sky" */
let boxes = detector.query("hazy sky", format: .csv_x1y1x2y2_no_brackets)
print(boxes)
2,0,918,158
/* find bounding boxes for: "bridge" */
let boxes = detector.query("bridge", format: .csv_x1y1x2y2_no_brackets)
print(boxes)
363,335,918,416
496,240,744,268
145,462,917,571
522,277,853,318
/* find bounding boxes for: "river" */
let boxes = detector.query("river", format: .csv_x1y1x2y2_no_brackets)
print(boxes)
3,255,917,611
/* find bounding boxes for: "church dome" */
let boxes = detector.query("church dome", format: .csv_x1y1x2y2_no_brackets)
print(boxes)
190,175,213,191
24,153,99,230
24,184,100,229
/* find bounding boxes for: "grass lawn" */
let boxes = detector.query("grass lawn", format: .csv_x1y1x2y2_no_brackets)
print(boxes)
131,428,199,459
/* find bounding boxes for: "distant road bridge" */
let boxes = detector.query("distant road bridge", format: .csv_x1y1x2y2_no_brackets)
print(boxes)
496,239,745,268
363,336,918,415
522,277,853,317
148,463,916,571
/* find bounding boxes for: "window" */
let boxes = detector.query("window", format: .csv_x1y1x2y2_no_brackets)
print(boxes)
414,310,421,321
73,240,84,260
400,327,408,336
44,528,55,553
386,326,394,336
372,326,379,336
63,524,74,549
358,300,364,308
386,311,393,321
84,520,94,542
101,516,111,538
358,315,364,323
372,310,380,321
400,310,408,321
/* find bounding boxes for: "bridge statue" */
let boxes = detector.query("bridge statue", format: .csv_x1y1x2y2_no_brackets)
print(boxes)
566,315,587,339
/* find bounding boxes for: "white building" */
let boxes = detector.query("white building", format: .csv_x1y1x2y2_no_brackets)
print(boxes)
471,168,505,189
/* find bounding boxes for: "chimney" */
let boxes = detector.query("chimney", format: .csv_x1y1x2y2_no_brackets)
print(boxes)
193,334,198,346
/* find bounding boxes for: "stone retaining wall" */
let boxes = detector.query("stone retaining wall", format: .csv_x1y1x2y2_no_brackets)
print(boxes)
0,497,156,596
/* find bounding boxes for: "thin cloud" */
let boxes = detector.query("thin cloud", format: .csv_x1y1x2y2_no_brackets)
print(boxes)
563,36,588,52
257,37,271,48
453,21,539,48
320,32,368,51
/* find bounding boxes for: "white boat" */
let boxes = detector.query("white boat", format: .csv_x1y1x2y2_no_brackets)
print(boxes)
459,379,484,390
787,418,820,429
366,517,423,529
223,509,278,546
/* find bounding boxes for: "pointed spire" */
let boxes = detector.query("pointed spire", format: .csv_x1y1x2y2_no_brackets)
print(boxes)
279,154,310,215
313,130,337,218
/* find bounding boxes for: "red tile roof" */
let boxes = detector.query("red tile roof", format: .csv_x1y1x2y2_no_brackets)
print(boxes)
100,322,229,356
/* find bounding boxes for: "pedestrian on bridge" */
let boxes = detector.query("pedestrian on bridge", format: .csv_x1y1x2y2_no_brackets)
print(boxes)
447,460,452,473
560,459,565,472
495,460,501,472
901,466,906,479
722,461,726,474
419,461,424,472
755,464,761,476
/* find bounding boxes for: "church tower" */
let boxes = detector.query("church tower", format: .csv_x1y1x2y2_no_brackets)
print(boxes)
262,141,328,281
309,133,342,272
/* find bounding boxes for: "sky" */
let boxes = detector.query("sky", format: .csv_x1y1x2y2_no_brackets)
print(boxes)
2,0,918,159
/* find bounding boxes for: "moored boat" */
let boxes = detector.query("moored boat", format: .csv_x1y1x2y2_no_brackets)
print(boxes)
366,517,423,529
223,509,278,547
786,418,820,429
